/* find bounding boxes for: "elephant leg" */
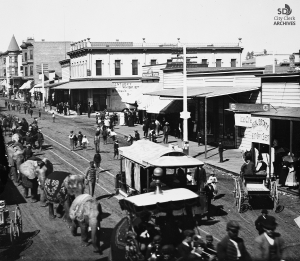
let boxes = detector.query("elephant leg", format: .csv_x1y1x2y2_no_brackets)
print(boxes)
56,204,64,218
79,221,89,247
40,188,47,207
48,203,55,219
71,220,78,237
11,166,18,183
62,198,72,226
22,186,29,198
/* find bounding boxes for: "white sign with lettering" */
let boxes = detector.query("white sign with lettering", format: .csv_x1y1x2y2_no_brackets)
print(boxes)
234,114,252,127
113,82,140,100
251,117,270,145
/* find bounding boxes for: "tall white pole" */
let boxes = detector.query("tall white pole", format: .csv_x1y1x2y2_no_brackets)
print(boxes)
42,63,44,107
183,45,188,142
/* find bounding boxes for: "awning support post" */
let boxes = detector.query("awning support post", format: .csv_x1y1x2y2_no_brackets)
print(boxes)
269,119,272,181
147,168,150,192
205,97,207,159
290,120,293,154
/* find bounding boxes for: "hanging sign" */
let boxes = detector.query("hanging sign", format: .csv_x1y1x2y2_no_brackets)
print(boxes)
251,117,270,145
230,103,270,112
234,113,252,127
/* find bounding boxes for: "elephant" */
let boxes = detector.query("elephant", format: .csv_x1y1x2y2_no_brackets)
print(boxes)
19,157,53,205
69,194,103,253
44,171,85,223
7,142,25,184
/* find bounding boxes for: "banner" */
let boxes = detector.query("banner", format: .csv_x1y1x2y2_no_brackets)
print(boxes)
234,113,252,127
251,117,270,145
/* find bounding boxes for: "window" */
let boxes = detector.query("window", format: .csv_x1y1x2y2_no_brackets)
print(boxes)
24,53,27,61
115,60,121,75
4,69,6,76
202,59,208,64
150,59,156,65
231,59,236,67
216,59,222,67
167,59,172,64
96,60,102,75
132,60,138,75
30,66,33,76
30,50,33,59
3,58,6,64
24,67,27,76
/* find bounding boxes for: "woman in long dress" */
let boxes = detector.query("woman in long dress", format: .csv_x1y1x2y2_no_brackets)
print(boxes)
285,163,297,188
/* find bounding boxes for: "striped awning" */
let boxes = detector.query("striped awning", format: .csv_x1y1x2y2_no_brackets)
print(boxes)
52,80,115,89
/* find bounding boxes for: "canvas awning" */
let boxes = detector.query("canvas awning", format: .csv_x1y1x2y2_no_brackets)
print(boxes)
148,156,204,168
0,80,6,86
145,86,260,98
19,80,33,90
52,80,115,90
146,99,183,114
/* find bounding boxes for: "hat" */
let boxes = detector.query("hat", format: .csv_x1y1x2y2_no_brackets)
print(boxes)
226,220,240,231
165,122,169,125
26,144,32,147
193,240,206,248
90,161,94,165
258,154,263,160
153,235,162,243
261,215,277,230
183,230,195,238
134,130,138,132
206,234,213,240
261,209,268,214
161,245,174,255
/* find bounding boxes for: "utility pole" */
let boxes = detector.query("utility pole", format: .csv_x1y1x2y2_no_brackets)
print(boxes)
180,45,190,155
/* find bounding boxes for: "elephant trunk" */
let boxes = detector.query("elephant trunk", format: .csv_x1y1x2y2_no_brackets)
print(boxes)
90,218,100,253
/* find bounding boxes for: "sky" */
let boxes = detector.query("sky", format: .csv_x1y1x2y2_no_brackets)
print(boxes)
1,0,300,59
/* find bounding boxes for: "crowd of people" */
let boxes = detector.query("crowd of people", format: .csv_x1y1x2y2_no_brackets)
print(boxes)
124,210,285,261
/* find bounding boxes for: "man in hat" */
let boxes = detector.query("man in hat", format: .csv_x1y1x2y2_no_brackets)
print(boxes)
177,230,195,259
256,154,267,174
36,129,44,152
255,209,269,235
24,144,33,160
204,177,215,220
194,163,207,192
134,130,140,141
218,139,224,163
114,140,119,159
84,161,100,197
217,220,251,261
163,122,170,144
253,215,285,261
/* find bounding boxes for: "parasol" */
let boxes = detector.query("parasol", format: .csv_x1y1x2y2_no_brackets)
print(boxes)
282,155,298,163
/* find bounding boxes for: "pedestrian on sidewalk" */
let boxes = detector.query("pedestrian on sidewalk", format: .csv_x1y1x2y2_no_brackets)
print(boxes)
197,131,202,146
163,122,170,144
102,126,108,145
82,135,89,150
94,133,100,153
218,139,224,163
36,129,44,152
38,109,41,120
69,131,75,151
155,119,160,136
114,140,119,159
52,112,55,123
87,102,91,118
84,161,99,197
7,102,10,111
73,133,78,148
18,104,21,113
78,131,83,147
204,178,215,220
134,130,140,141
24,104,27,114
29,108,33,118
94,152,101,169
127,134,134,145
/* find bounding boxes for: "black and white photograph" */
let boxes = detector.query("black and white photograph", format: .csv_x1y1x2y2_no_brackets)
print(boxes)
0,0,300,260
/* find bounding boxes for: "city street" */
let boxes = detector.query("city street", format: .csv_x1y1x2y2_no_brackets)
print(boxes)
1,99,300,261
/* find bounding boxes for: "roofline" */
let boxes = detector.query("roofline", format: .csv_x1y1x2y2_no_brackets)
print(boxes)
162,67,265,74
255,72,300,78
70,77,141,82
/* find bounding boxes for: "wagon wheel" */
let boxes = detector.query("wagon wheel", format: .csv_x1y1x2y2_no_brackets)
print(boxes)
271,181,279,211
9,219,15,243
233,178,238,207
237,179,242,213
15,205,22,235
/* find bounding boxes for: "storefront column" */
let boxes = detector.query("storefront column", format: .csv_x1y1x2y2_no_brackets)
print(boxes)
205,97,207,158
290,121,293,154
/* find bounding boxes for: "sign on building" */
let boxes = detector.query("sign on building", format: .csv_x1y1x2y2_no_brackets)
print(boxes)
251,117,270,145
230,103,270,112
234,113,252,127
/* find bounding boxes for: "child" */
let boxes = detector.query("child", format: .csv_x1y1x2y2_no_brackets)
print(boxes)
82,135,89,150
73,134,78,148
114,140,119,159
38,109,41,119
78,131,83,147
69,131,75,151
52,112,55,123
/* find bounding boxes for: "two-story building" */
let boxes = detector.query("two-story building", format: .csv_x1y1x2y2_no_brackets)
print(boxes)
0,35,23,97
53,38,244,112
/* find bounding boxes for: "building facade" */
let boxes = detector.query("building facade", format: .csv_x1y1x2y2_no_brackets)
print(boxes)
59,38,243,112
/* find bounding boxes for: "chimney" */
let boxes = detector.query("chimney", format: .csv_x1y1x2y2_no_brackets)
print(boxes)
116,39,119,42
177,38,181,47
142,38,146,47
86,38,91,47
41,39,45,42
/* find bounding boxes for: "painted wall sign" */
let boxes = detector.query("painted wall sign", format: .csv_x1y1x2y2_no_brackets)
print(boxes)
113,82,140,99
234,113,252,127
230,103,270,112
251,117,270,145
142,72,159,77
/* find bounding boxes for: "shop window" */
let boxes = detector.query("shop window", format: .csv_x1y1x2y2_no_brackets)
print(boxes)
216,59,222,67
238,127,246,138
96,60,102,75
132,60,138,75
231,59,236,67
150,59,156,65
202,59,208,64
115,60,121,75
